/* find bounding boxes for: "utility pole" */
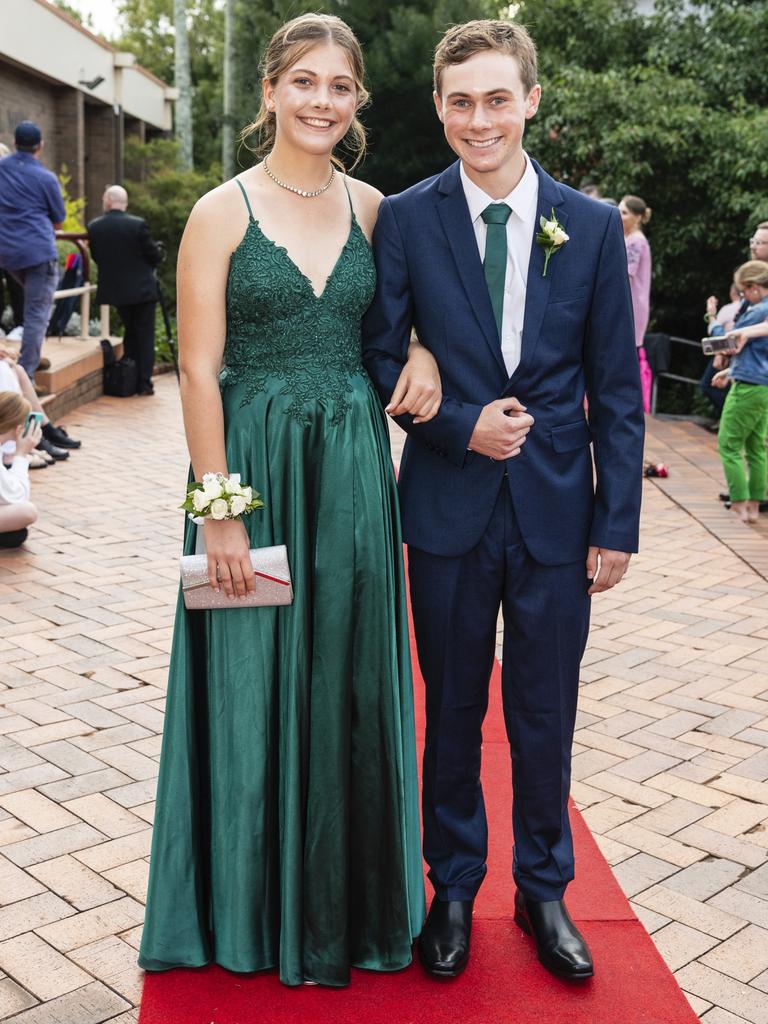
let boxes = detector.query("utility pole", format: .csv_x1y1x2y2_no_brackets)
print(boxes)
222,0,235,180
174,0,194,170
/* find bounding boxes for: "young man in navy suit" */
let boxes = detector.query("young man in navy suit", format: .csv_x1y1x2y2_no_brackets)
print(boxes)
363,20,644,981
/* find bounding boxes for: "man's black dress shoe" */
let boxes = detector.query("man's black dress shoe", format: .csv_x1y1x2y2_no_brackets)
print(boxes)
514,891,593,980
36,438,69,461
418,897,473,978
42,423,81,449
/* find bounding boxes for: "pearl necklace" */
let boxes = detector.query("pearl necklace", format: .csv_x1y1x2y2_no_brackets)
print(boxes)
263,158,335,198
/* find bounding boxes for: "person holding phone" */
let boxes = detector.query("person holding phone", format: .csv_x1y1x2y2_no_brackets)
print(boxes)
710,260,768,523
0,391,41,548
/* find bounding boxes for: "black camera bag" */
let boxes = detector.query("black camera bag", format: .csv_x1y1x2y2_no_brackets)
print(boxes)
101,339,138,397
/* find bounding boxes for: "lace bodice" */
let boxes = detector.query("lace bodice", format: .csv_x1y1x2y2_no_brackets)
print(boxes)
221,181,377,425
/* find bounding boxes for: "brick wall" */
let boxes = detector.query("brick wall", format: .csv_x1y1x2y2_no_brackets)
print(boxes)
0,60,156,225
0,60,59,168
84,103,116,222
54,88,85,204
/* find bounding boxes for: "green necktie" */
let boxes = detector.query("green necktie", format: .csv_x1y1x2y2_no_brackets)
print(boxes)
481,203,512,338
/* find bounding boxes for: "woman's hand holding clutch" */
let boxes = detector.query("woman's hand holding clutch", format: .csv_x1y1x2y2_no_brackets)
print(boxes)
203,518,256,599
386,339,442,423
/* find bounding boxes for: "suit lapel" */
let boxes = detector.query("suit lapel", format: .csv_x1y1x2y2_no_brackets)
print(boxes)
436,163,508,378
512,161,568,384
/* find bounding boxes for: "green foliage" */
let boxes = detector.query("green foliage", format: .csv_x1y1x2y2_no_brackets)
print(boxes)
123,136,219,304
231,0,498,192
114,0,224,170
525,38,768,346
50,0,94,28
55,165,89,272
57,165,86,233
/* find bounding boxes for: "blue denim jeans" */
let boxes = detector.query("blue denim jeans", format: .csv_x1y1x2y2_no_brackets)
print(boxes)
9,260,58,380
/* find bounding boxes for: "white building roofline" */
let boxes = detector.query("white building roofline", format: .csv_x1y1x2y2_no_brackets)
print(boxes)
0,0,174,131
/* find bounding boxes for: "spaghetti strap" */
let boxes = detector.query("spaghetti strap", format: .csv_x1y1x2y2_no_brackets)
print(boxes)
235,177,255,222
341,174,355,218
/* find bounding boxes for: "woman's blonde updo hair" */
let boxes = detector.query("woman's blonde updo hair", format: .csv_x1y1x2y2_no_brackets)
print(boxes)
621,194,652,225
0,392,30,435
734,260,768,290
241,13,369,172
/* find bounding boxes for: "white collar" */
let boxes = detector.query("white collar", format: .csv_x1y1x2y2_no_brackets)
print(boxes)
460,154,538,225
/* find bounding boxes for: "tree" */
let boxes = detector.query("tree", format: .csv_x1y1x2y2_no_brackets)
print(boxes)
123,136,218,302
174,0,194,170
521,0,768,343
114,0,223,171
231,0,498,192
51,0,94,29
222,0,235,181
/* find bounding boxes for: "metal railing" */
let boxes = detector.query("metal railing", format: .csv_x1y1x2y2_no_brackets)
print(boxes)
53,231,110,339
649,334,703,415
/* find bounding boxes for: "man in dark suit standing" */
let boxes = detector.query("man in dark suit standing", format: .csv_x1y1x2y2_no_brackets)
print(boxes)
363,20,644,982
88,186,163,395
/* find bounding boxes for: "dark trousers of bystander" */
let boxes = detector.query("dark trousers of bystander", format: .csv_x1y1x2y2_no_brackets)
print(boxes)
0,268,25,327
8,260,58,380
700,358,726,419
117,300,156,393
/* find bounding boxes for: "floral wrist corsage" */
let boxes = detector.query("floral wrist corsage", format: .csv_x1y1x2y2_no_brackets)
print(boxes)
181,473,264,524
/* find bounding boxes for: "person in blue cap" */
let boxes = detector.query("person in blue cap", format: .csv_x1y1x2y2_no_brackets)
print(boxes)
0,121,65,383
0,122,81,457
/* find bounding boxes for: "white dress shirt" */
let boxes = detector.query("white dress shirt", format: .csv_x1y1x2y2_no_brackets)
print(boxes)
460,155,539,376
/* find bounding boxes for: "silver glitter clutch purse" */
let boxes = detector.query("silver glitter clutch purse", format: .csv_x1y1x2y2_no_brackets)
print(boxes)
180,545,293,610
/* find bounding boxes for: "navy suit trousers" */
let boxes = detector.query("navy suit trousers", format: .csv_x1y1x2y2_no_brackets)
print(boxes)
409,482,591,903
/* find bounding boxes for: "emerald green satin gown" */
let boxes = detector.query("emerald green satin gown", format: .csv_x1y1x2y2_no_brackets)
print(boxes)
138,179,425,987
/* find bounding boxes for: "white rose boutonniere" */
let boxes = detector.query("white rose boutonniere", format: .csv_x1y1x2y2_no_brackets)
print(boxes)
536,208,569,277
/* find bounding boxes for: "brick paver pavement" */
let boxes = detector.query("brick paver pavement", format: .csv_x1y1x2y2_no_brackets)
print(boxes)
0,378,766,1023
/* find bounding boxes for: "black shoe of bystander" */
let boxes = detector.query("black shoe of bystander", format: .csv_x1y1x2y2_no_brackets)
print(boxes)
36,438,69,461
42,423,81,449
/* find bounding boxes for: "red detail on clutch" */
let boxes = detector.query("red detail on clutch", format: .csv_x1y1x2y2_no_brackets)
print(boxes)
253,572,290,586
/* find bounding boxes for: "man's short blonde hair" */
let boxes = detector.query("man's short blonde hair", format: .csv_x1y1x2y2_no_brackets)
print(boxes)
433,19,538,96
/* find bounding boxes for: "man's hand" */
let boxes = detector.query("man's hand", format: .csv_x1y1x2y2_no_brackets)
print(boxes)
587,547,631,595
468,398,534,460
711,369,731,389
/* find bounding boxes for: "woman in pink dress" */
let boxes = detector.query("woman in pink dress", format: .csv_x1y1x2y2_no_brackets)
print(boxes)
619,195,652,410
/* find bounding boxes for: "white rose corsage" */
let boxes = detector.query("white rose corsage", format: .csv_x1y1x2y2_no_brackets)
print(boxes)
181,473,264,524
536,209,569,277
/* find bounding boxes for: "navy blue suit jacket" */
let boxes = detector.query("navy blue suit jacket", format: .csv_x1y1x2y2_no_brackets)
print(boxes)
362,159,645,565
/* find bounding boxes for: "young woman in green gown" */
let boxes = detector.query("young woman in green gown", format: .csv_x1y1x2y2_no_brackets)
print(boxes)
138,13,436,988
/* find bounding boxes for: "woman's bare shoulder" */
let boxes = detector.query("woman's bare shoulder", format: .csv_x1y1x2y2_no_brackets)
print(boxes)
184,177,253,253
345,176,384,240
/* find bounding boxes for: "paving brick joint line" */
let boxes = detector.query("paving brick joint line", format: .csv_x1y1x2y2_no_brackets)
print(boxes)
0,381,766,1023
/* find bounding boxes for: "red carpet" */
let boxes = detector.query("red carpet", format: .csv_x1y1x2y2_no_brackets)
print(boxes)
139,616,698,1024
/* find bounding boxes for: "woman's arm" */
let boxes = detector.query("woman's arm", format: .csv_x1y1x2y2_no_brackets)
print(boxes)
177,188,255,599
726,320,768,347
352,179,443,423
387,333,442,423
176,196,230,479
625,237,641,280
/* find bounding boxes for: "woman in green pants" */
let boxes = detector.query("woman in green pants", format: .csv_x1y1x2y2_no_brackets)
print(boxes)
712,260,768,523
